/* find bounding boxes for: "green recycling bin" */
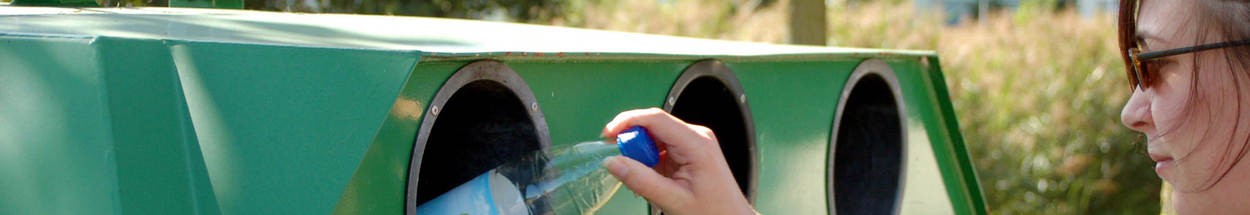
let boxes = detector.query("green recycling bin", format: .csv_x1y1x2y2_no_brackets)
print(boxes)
0,6,985,215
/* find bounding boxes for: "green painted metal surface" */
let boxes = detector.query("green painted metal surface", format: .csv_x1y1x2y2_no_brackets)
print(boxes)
166,41,416,214
0,35,119,215
98,37,214,214
730,60,854,214
0,7,985,215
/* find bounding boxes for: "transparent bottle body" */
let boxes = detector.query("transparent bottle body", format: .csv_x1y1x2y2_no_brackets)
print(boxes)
497,141,624,215
416,141,627,215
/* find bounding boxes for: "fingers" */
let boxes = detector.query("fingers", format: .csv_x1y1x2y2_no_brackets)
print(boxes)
601,108,714,153
602,156,691,210
689,124,719,143
601,108,677,137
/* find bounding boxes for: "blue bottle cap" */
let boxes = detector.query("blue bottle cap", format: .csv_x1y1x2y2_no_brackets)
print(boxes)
617,126,661,167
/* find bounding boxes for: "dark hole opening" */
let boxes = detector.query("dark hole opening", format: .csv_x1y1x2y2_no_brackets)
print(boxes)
415,80,542,205
670,76,753,198
833,74,903,214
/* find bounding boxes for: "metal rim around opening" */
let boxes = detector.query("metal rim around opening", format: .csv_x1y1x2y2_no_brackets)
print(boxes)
404,60,551,215
827,58,908,215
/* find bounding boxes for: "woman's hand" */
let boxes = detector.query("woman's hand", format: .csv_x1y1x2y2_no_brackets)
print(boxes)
600,108,757,215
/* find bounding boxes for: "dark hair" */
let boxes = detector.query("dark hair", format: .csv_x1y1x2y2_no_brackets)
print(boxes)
1118,0,1250,191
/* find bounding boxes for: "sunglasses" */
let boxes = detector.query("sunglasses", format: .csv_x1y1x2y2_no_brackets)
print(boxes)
1126,39,1250,90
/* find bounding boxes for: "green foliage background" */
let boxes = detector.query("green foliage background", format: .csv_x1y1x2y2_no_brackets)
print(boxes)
15,0,1162,214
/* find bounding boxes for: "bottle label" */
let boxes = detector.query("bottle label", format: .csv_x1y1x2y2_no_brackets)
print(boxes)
416,170,527,215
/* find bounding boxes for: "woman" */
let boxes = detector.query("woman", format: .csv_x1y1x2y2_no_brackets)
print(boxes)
1118,0,1250,214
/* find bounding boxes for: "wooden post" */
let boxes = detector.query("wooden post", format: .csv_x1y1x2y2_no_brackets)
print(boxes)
788,0,827,46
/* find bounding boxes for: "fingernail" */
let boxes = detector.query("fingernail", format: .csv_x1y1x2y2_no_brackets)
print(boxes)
603,156,629,178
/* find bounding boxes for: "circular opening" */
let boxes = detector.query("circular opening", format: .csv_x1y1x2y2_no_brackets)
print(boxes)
829,60,906,215
415,80,541,204
407,61,549,213
670,77,754,196
663,60,757,204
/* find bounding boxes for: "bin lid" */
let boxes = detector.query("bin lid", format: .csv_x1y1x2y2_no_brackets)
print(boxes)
0,7,934,58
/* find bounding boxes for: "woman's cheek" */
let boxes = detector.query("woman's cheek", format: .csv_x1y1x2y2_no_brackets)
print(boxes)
1150,68,1197,142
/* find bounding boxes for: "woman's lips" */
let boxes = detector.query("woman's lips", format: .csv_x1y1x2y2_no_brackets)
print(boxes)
1150,153,1175,174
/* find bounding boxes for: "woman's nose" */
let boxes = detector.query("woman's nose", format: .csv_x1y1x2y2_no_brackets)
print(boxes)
1121,88,1154,133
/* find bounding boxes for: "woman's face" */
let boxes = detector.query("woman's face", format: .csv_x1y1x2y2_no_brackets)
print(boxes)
1121,1,1250,214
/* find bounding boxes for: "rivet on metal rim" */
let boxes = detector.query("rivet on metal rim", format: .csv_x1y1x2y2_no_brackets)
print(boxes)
530,102,539,112
739,94,747,104
667,96,676,106
431,105,440,116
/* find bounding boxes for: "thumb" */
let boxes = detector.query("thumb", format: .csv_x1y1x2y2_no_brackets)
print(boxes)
602,156,690,208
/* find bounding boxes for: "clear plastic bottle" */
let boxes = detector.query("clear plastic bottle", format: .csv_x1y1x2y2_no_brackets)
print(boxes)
417,126,661,215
